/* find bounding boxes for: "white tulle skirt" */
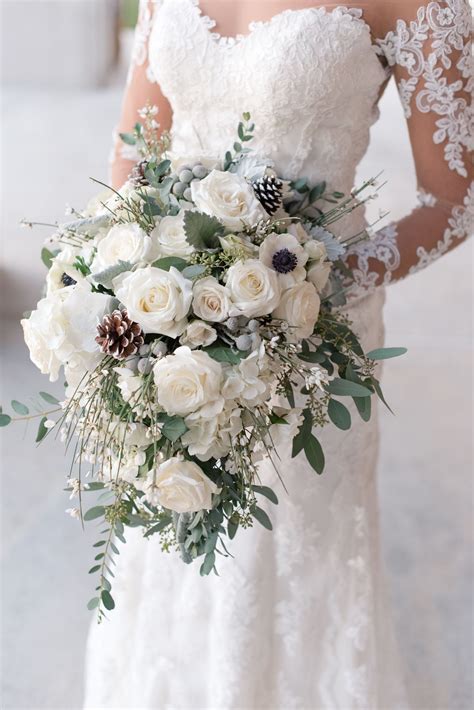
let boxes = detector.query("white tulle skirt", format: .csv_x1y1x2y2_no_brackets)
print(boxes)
84,288,408,709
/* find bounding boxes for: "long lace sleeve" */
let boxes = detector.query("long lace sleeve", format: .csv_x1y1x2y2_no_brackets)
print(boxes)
348,0,473,291
110,0,172,189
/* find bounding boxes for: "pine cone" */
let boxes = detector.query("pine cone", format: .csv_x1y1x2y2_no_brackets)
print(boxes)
129,160,150,187
253,175,283,215
96,309,144,360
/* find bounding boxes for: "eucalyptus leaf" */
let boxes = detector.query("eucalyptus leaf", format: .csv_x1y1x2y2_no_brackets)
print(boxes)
84,505,106,522
304,433,325,474
227,518,239,540
252,506,273,531
87,597,100,610
39,391,60,405
181,264,207,280
151,256,187,271
292,409,312,458
161,415,188,442
326,378,372,398
200,551,216,576
101,590,115,610
353,395,372,422
119,132,136,145
366,347,407,360
328,399,352,430
35,416,48,442
11,400,29,416
41,247,56,269
203,345,245,364
252,485,279,505
0,414,12,427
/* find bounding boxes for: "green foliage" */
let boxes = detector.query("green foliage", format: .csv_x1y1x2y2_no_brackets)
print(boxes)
0,414,12,427
41,247,56,269
304,433,325,474
39,392,60,405
251,506,273,531
151,256,188,271
84,506,106,522
160,415,188,442
183,211,224,250
326,378,372,398
11,400,29,415
35,417,48,443
328,399,351,430
203,344,246,364
366,347,407,360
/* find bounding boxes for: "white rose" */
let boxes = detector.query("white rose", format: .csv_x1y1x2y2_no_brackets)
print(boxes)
153,345,223,416
218,233,258,257
144,457,219,513
307,261,331,293
192,276,231,322
259,232,308,289
92,223,157,271
304,239,327,262
21,283,109,382
191,170,267,231
180,320,217,349
225,259,281,317
151,211,194,258
273,281,320,340
115,266,193,336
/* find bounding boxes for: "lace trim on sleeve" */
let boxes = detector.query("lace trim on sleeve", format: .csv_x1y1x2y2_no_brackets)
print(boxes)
126,0,160,86
349,224,401,292
409,181,474,273
376,0,472,177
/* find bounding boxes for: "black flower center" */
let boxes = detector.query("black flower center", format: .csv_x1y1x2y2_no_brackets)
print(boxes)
272,248,298,274
61,272,77,287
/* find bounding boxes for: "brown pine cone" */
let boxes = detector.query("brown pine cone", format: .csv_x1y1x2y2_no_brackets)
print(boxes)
129,160,150,187
96,309,144,360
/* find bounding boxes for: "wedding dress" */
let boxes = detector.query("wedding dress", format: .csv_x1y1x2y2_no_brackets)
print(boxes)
84,1,472,708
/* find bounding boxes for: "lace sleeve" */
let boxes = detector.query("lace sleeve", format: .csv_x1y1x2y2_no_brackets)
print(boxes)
348,0,472,291
110,0,172,189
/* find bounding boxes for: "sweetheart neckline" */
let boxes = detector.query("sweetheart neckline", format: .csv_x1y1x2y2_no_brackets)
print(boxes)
187,0,371,48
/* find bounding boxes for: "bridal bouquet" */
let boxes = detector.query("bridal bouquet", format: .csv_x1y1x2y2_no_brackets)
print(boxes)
3,110,405,618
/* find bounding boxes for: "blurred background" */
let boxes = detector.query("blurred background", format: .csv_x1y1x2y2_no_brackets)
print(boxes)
0,1,472,708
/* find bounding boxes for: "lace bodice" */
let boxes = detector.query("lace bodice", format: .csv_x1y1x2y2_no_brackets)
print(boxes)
149,2,386,194
113,0,472,292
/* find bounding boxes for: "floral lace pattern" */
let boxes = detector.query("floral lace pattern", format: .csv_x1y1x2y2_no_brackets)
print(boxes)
376,0,472,176
349,224,401,293
409,181,474,273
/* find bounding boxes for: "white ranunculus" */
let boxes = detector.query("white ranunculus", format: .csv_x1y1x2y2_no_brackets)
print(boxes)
192,276,231,322
151,210,194,257
304,239,327,262
191,170,267,231
21,282,109,382
225,259,281,317
272,281,321,340
92,223,157,271
115,266,193,336
179,320,217,349
259,232,308,289
307,261,331,293
153,345,223,416
144,457,219,513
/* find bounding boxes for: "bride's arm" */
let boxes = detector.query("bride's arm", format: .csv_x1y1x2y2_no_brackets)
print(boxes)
348,0,472,291
110,0,172,189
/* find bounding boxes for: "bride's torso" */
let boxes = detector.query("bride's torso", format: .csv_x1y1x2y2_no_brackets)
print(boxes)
148,0,388,194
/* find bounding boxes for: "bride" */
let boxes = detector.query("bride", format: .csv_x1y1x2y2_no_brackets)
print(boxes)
84,1,472,707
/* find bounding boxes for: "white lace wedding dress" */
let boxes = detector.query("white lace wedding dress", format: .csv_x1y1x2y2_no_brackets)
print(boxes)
84,2,472,708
